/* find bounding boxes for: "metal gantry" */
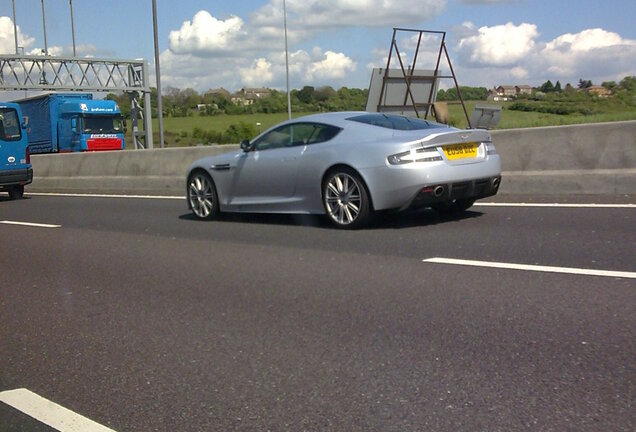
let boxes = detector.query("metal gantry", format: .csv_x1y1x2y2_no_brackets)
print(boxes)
0,55,154,149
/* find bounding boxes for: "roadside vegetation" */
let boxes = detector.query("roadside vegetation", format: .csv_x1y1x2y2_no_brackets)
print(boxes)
111,77,636,147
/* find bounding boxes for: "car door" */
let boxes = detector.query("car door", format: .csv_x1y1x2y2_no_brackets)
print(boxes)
229,123,314,206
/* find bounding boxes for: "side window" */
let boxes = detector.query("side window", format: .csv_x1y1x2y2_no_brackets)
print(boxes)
307,124,341,144
253,125,293,151
251,122,342,151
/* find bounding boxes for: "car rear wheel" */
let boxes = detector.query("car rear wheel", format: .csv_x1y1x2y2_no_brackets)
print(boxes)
188,171,219,220
432,198,475,214
8,185,24,200
323,168,370,229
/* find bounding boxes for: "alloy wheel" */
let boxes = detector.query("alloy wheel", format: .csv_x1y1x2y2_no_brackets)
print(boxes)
188,173,217,219
324,172,364,226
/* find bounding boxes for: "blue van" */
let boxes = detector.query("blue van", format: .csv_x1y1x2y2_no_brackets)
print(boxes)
0,102,33,199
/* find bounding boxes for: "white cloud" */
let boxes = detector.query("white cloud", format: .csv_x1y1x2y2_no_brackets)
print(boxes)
158,42,356,91
544,28,628,52
307,50,356,80
0,16,34,54
451,25,636,87
168,10,246,56
252,0,446,31
457,22,539,66
538,29,636,82
239,58,274,87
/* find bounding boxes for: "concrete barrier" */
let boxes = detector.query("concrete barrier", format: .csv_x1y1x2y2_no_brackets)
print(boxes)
29,145,238,196
26,121,636,196
491,121,636,194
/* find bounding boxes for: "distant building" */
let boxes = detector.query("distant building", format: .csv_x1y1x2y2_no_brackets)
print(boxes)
515,85,533,95
232,87,272,106
494,84,533,99
487,88,510,102
496,85,517,97
583,85,612,98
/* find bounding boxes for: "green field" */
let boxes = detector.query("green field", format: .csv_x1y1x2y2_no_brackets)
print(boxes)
446,101,636,129
133,103,636,148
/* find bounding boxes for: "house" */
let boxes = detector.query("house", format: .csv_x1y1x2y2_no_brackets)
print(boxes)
231,87,272,106
496,85,517,97
487,88,510,101
584,85,612,98
515,85,533,95
494,84,533,99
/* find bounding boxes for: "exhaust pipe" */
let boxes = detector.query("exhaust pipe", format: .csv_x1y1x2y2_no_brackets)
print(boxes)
492,177,500,189
433,185,445,197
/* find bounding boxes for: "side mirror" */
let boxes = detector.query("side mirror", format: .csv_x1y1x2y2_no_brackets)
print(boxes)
71,118,77,133
240,139,253,152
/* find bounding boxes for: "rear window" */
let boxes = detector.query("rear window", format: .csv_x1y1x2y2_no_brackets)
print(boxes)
347,113,446,131
0,108,22,142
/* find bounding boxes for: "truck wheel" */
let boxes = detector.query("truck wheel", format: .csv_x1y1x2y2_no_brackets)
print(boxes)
9,185,24,200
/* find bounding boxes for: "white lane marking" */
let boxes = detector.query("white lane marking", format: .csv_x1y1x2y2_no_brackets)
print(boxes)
0,220,61,228
475,202,636,208
27,192,183,200
0,388,117,432
423,257,636,279
26,192,635,208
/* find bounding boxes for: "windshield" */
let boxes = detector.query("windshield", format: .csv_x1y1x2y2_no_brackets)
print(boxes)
347,113,447,131
0,108,22,142
82,115,123,134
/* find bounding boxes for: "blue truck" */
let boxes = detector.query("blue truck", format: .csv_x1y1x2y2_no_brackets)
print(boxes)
0,102,33,199
17,93,125,153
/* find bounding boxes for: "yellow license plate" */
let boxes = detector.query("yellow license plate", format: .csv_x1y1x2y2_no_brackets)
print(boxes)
443,143,478,160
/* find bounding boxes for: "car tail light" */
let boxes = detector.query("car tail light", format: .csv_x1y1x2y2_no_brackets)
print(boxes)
388,148,442,165
25,146,30,164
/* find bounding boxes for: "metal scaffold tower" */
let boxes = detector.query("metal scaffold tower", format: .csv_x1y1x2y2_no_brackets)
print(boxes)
374,28,471,127
0,55,154,149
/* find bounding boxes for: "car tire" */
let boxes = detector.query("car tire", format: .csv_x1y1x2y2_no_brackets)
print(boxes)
323,168,370,229
432,198,475,214
8,185,24,200
187,171,219,220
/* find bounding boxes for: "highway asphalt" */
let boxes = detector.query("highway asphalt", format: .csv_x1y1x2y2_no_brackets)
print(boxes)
1,193,634,431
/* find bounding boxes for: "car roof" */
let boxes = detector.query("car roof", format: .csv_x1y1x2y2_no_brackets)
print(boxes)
292,111,368,128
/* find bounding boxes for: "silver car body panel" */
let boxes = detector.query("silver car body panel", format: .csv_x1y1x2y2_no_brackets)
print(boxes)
187,112,502,214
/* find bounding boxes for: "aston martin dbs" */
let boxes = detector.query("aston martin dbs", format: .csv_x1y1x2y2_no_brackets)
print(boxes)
186,112,501,228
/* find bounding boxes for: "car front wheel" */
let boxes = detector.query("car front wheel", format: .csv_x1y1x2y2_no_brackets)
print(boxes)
187,171,219,220
323,168,370,229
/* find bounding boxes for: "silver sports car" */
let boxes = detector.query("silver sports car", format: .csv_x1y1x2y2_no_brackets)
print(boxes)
186,111,501,228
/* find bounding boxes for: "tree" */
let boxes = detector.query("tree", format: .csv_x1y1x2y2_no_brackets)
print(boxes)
314,86,336,102
539,80,555,93
619,76,636,92
578,79,593,89
554,81,562,92
296,86,315,104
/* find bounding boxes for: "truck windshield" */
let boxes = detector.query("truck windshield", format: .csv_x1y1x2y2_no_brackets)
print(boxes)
82,116,123,134
0,108,22,141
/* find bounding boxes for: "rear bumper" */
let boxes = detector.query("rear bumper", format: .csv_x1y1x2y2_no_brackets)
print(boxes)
360,154,502,211
0,167,33,189
409,176,501,209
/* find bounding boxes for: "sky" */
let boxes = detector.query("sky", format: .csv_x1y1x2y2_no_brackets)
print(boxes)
1,0,635,94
